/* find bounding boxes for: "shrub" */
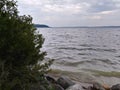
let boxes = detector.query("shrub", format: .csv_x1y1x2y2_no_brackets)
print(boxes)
0,0,53,89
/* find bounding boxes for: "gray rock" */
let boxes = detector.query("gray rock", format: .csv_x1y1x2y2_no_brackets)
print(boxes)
93,82,105,90
57,76,75,89
111,84,120,90
66,84,84,90
86,86,93,90
52,84,64,90
45,75,56,83
80,82,92,89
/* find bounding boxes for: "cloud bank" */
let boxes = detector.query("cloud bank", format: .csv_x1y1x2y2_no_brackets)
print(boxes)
18,0,120,26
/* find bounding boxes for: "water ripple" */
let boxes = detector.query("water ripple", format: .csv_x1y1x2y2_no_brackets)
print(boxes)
58,47,117,53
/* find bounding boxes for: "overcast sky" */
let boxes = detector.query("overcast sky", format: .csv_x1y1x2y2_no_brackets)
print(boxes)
18,0,120,27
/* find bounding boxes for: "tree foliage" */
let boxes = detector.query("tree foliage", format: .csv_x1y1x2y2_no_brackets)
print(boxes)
0,0,53,89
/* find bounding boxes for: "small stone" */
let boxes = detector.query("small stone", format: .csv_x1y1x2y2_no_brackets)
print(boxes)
57,76,75,89
111,84,120,90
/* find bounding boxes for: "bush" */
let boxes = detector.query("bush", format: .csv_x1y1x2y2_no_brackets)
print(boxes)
0,0,53,89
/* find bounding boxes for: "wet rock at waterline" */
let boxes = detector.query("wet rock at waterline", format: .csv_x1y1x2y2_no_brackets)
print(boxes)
66,84,84,90
57,76,75,89
111,84,120,90
93,82,105,90
51,84,64,90
43,75,120,90
45,75,56,83
86,86,93,90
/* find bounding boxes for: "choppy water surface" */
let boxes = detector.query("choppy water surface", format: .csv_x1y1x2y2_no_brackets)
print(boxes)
38,27,120,84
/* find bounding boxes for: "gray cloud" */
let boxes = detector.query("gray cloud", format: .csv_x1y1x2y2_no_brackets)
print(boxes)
88,0,117,13
18,0,120,26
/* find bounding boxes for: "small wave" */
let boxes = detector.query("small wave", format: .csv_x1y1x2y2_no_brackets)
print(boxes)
56,56,75,61
115,55,120,58
55,58,118,70
61,60,96,66
83,69,120,77
79,44,99,47
50,69,96,83
58,47,80,51
92,58,116,65
78,53,92,55
58,47,116,53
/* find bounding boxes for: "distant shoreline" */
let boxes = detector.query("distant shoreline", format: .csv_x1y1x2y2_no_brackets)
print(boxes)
51,26,120,28
34,24,50,28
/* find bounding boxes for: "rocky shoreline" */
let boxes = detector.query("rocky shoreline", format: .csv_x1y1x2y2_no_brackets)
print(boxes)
44,75,120,90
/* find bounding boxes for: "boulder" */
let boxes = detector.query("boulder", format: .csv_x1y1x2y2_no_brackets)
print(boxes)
57,76,75,89
66,84,85,90
80,82,93,89
51,84,64,90
45,75,56,83
86,86,93,90
93,82,105,90
111,84,120,90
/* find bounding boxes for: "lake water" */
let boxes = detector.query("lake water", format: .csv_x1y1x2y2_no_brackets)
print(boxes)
38,27,120,85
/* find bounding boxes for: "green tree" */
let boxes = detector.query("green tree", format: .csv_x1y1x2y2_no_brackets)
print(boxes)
0,0,53,89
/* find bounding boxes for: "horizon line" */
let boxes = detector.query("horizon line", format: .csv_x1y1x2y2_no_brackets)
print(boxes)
51,25,120,28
